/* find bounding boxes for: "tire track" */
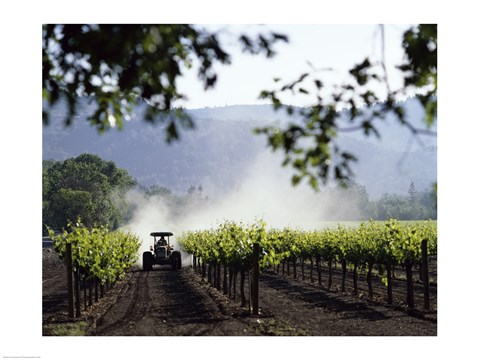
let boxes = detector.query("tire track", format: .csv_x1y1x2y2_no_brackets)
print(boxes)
43,275,60,283
94,270,150,335
94,268,257,336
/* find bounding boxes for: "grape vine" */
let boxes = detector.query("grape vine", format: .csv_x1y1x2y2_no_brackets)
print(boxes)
48,219,141,284
179,219,437,271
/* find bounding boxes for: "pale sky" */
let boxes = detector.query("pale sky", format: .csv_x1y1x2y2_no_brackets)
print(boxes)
176,24,413,109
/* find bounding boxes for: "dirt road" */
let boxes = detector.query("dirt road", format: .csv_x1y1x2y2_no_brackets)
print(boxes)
92,268,257,336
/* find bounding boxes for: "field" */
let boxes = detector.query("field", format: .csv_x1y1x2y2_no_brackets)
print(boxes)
43,221,437,336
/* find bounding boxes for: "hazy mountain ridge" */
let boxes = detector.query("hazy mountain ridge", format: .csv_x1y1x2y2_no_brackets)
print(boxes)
43,97,437,199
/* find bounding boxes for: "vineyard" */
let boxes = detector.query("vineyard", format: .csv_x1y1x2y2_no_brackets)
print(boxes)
43,219,437,335
47,220,141,317
179,219,437,312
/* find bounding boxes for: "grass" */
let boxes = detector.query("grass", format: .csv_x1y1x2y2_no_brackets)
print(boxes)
43,320,89,336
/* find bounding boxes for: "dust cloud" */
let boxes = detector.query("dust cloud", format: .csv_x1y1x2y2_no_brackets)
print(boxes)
120,151,369,267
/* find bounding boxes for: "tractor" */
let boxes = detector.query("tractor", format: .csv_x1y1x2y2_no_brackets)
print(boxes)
142,232,182,271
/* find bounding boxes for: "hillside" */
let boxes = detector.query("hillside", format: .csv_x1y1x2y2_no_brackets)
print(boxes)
42,97,436,199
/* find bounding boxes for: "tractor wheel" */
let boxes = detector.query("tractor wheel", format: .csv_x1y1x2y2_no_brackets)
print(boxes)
177,254,182,270
171,252,181,270
143,252,153,271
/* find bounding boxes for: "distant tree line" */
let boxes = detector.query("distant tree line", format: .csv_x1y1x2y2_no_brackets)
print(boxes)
43,154,436,233
43,154,209,233
321,181,437,221
374,182,437,220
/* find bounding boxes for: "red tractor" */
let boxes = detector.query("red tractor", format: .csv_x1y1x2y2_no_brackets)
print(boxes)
142,232,182,271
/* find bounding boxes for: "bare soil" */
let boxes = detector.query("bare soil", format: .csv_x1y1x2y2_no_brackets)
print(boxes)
43,251,436,336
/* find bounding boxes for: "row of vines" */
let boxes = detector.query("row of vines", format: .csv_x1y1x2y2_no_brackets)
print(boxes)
178,219,437,312
48,220,141,317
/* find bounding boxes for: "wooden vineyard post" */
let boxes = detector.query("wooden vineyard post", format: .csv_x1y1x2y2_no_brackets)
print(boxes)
95,278,99,302
216,263,222,291
301,257,305,281
88,279,93,307
386,264,393,304
233,269,237,302
327,259,333,289
421,240,430,310
292,257,297,279
228,266,233,297
353,263,358,295
83,274,87,311
367,261,374,300
310,257,314,283
223,264,228,295
240,269,246,306
212,263,217,288
316,254,322,287
65,243,74,318
207,263,212,285
74,267,81,317
251,243,260,315
247,270,251,312
405,260,414,309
